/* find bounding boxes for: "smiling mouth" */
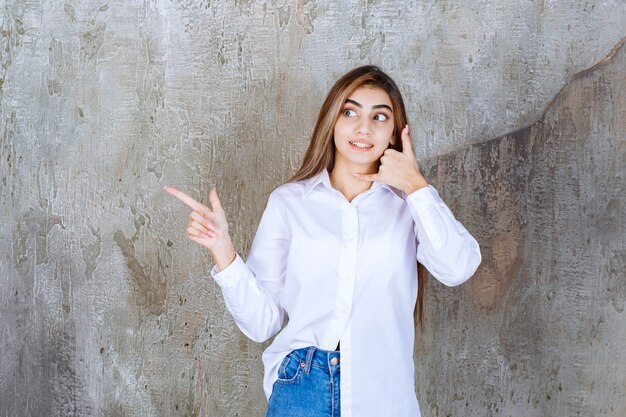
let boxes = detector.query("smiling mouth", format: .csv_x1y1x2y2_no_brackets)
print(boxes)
349,141,373,149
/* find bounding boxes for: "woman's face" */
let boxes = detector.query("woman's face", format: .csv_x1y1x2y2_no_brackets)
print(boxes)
333,86,395,173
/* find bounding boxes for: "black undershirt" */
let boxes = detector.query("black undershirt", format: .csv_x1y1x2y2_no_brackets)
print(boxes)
336,341,340,351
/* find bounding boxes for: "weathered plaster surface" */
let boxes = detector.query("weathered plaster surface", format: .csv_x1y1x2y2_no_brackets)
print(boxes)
0,1,624,416
416,39,626,417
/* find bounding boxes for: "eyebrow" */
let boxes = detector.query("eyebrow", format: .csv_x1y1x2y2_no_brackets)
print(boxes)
345,98,393,112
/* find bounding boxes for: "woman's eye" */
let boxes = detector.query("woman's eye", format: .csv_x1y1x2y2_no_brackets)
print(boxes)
343,109,357,117
374,113,388,121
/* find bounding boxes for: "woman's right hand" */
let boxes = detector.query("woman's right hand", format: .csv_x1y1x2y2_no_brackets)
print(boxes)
164,186,236,271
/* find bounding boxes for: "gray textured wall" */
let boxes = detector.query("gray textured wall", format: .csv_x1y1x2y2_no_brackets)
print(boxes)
1,1,624,416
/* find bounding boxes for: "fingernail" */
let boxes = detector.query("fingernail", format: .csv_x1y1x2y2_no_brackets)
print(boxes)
406,124,410,133
352,173,361,177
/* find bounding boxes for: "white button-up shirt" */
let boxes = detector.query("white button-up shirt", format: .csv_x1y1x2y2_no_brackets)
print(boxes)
210,169,481,417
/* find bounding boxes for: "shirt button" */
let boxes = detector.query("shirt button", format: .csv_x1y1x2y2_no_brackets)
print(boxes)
330,357,339,366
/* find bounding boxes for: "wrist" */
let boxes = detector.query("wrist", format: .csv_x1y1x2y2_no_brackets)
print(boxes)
404,176,428,195
211,239,236,272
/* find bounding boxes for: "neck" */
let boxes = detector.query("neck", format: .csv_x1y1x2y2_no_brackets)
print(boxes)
329,161,377,202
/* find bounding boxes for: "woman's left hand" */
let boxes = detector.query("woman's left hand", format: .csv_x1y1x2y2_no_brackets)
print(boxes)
353,125,429,195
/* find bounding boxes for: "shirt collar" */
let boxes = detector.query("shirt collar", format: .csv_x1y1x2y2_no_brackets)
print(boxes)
301,169,333,197
372,179,405,200
301,169,405,200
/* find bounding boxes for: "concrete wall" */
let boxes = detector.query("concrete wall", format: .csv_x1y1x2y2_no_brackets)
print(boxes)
417,38,626,417
1,1,624,416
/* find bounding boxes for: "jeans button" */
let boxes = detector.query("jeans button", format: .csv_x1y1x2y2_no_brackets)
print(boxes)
330,357,339,366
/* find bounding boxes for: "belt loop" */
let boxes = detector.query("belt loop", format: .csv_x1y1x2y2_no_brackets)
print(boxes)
304,346,316,374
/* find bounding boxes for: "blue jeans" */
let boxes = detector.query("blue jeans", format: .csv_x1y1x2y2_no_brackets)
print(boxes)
265,346,341,417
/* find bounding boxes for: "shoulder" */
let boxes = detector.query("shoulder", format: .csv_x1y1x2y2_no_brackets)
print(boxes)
268,180,306,201
261,182,306,226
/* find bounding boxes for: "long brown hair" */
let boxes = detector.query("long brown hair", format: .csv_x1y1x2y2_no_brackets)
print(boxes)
287,65,428,327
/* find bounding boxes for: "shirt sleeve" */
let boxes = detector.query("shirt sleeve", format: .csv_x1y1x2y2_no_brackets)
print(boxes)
210,194,290,343
406,185,481,286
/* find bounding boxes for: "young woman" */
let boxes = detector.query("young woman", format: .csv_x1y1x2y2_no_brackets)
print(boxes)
165,66,481,417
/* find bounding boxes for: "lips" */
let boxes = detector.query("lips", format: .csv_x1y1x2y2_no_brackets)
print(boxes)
349,140,374,150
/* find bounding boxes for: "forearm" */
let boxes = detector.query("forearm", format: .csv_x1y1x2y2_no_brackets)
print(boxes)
407,185,481,286
416,211,481,286
211,254,285,343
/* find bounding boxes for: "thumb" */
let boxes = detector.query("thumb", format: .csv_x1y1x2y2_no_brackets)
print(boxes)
209,188,224,212
401,125,415,156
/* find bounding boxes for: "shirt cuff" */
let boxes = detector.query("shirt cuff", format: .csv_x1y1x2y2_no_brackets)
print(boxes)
406,184,443,214
210,253,247,289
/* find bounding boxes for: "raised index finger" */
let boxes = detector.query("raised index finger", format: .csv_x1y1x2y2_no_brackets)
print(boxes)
164,186,209,214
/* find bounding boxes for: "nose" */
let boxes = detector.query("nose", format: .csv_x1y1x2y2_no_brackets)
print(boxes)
356,117,372,135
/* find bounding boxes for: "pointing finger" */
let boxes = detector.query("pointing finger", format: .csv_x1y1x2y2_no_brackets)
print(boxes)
165,186,210,214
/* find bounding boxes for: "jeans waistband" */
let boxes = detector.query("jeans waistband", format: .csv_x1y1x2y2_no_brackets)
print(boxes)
288,346,341,374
